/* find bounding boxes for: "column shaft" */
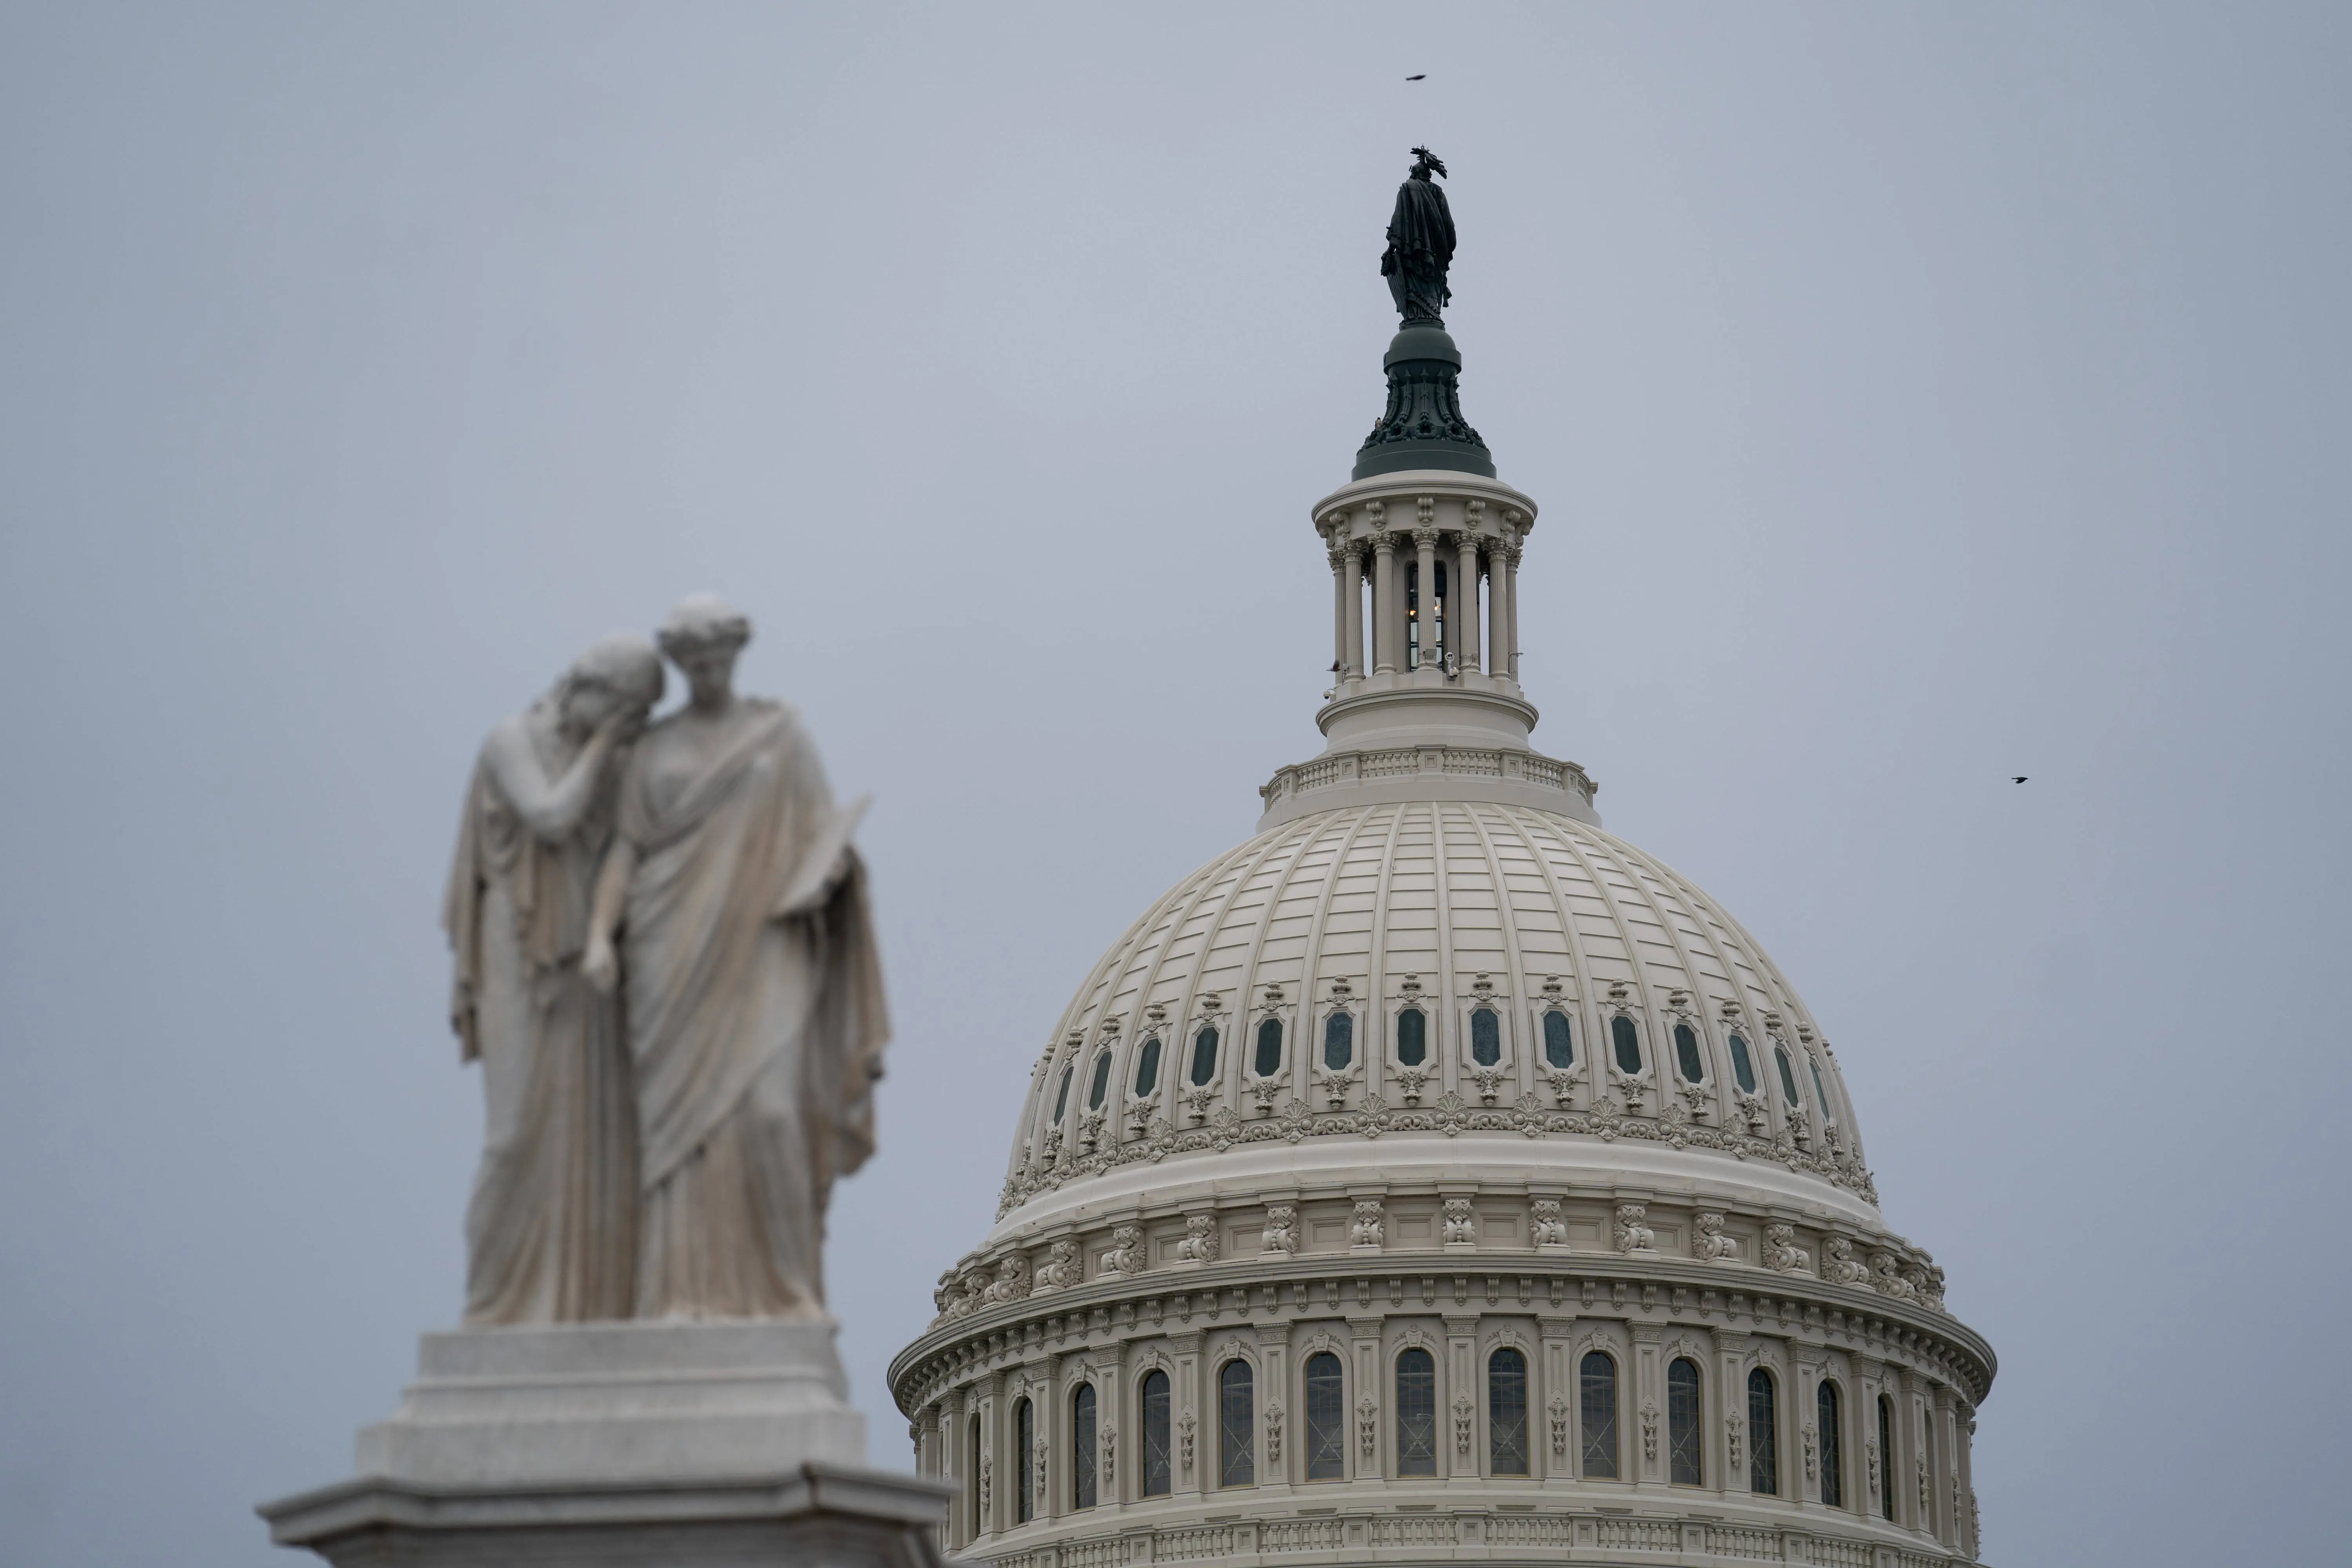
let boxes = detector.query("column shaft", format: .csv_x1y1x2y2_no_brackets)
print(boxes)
1329,543,1348,680
1414,531,1439,670
1373,536,1400,675
1343,544,1366,679
1456,535,1482,672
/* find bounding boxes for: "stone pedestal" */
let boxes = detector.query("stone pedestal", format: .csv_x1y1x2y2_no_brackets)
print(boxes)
260,1319,953,1568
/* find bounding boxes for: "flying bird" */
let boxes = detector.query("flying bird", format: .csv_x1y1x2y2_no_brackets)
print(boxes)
1406,74,1426,81
2012,776,2027,784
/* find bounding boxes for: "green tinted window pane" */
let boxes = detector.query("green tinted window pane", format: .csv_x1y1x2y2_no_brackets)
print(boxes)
1189,1027,1219,1086
1673,1023,1704,1083
1053,1065,1073,1122
1470,1008,1501,1066
1810,1057,1831,1114
1396,1008,1427,1067
1133,1037,1161,1096
1323,1012,1353,1071
1775,1046,1802,1104
1728,1034,1756,1094
1087,1051,1112,1109
1611,1015,1642,1074
1254,1018,1283,1077
1543,1011,1573,1068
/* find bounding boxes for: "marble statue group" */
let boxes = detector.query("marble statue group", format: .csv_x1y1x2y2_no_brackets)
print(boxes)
442,595,886,1326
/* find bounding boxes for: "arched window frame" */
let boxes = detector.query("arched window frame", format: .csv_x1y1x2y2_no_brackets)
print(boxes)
1130,1020,1165,1106
1388,977,1436,1092
1816,1376,1845,1510
1457,976,1513,1090
1578,1347,1621,1479
1069,1381,1100,1511
1876,1392,1898,1521
1181,994,1229,1105
1300,1347,1348,1482
1669,1018,1709,1087
1313,980,1362,1105
1392,1341,1440,1477
1746,1365,1780,1497
1485,1343,1531,1477
1244,983,1292,1101
1215,1356,1256,1488
1085,1048,1115,1112
1530,978,1580,1106
1137,1366,1173,1499
1013,1396,1035,1524
1666,1356,1704,1486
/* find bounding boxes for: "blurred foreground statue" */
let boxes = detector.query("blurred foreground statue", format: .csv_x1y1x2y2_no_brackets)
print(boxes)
265,598,945,1568
443,634,661,1325
583,595,887,1320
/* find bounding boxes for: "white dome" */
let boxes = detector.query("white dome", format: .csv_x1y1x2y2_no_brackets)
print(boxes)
996,799,1877,1235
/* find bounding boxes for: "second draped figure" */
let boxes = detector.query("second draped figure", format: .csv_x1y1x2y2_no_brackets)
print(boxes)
443,595,887,1325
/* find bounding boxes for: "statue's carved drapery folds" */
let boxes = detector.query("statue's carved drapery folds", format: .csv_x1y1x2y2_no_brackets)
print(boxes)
442,636,663,1325
590,597,888,1320
1381,147,1455,325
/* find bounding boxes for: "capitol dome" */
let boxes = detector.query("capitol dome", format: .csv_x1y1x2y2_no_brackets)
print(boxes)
893,206,1993,1568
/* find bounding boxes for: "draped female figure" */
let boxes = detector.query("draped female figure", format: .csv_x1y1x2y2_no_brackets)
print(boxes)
442,634,663,1325
584,597,887,1319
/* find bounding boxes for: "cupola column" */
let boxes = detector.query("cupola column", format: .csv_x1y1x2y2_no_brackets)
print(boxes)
1412,519,1439,671
1495,526,1523,684
1455,533,1482,673
1343,541,1366,679
1372,531,1400,675
1327,537,1349,680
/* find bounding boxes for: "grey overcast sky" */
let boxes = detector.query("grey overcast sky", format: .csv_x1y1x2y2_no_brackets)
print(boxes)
2,4,2347,1564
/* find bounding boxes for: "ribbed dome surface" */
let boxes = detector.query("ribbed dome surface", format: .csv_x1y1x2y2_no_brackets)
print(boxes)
998,799,1874,1226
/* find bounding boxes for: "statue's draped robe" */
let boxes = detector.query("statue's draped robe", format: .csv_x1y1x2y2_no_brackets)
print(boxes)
614,700,887,1319
1382,175,1456,323
443,712,639,1325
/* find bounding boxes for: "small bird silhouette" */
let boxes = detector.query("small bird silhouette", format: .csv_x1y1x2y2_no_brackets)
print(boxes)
1406,74,1426,81
2012,776,2027,784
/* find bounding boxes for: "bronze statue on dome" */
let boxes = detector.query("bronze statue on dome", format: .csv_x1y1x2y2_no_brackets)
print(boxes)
1381,146,1455,325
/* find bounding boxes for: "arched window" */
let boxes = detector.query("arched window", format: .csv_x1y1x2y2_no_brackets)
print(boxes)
1877,1395,1897,1519
1747,1368,1779,1495
1087,1051,1113,1110
1133,1036,1161,1097
1189,1026,1219,1086
1728,1033,1757,1094
1304,1352,1345,1480
1323,1011,1354,1071
1542,1010,1573,1068
1396,1008,1428,1067
1071,1384,1098,1510
1668,1358,1703,1485
1218,1360,1255,1487
1395,1348,1437,1475
968,1412,982,1538
1140,1370,1172,1497
1673,1023,1705,1083
1052,1064,1074,1123
1817,1379,1844,1508
1014,1398,1034,1523
1774,1044,1802,1105
1254,1017,1283,1076
1580,1352,1619,1478
1611,1014,1642,1074
1488,1348,1529,1475
1809,1056,1832,1116
1470,1007,1502,1066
